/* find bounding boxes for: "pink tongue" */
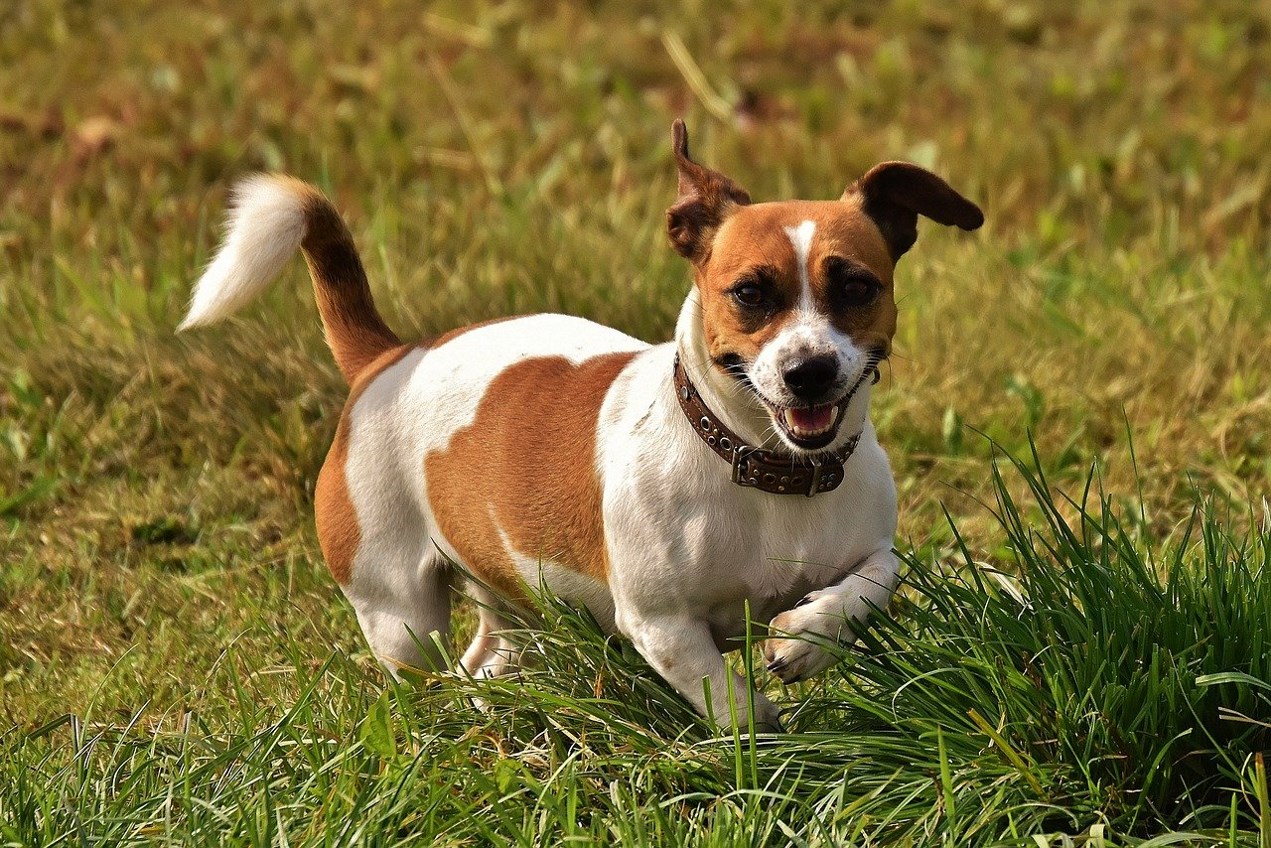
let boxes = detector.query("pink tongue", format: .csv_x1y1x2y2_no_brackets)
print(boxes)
789,405,832,431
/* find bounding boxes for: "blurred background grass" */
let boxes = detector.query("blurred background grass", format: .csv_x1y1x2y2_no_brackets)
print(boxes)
0,0,1268,723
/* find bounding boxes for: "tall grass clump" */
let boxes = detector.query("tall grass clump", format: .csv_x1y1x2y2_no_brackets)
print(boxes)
791,441,1270,842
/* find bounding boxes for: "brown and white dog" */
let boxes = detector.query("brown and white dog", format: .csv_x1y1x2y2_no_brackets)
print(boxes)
181,121,982,731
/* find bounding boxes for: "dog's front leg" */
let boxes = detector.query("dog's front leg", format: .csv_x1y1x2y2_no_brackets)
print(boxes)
761,547,899,684
622,614,782,732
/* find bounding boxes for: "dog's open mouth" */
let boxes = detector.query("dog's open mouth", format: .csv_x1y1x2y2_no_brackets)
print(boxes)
776,404,841,446
770,401,845,450
763,368,874,451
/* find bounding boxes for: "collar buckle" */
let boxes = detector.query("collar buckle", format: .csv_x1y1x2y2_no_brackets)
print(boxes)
806,458,823,497
731,446,755,486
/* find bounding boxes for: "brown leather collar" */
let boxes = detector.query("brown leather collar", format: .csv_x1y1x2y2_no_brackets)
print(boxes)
673,356,864,497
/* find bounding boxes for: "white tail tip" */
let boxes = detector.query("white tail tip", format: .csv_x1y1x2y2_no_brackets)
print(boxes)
179,175,311,331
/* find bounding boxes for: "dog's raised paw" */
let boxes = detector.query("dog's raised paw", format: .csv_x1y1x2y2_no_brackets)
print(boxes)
762,607,847,684
762,636,828,684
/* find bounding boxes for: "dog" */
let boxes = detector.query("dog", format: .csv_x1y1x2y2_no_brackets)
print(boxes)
181,121,982,731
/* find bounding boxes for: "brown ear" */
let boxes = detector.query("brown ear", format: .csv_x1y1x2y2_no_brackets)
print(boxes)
844,162,984,259
666,119,751,263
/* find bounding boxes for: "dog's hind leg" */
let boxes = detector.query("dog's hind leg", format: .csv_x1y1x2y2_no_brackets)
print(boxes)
316,423,456,677
458,584,522,679
343,548,455,677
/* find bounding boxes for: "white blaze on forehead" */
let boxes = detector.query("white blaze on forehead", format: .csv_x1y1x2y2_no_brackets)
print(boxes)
783,220,817,311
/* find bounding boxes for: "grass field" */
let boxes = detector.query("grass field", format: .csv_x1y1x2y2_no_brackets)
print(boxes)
1,0,1269,844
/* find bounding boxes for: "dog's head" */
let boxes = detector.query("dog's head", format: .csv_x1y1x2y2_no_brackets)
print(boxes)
668,120,983,453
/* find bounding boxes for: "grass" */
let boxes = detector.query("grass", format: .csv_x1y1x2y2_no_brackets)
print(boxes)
1,0,1269,844
3,452,1268,844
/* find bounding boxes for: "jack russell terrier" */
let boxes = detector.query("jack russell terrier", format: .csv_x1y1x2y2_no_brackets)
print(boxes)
181,121,982,731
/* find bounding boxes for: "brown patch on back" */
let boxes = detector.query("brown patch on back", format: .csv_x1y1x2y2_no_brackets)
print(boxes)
315,343,417,585
314,318,535,586
425,352,637,600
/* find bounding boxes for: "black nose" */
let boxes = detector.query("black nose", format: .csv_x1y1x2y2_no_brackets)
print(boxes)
782,355,839,399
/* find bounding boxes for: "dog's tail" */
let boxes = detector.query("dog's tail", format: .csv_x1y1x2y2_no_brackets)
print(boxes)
179,175,400,383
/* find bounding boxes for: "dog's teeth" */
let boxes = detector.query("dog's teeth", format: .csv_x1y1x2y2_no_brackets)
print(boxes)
781,405,838,438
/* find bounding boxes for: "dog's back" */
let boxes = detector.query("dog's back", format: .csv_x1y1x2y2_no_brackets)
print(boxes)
182,183,649,671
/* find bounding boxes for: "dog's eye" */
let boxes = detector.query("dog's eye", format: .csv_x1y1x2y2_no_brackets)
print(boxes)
733,284,765,307
839,278,879,307
825,258,881,310
729,271,780,312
